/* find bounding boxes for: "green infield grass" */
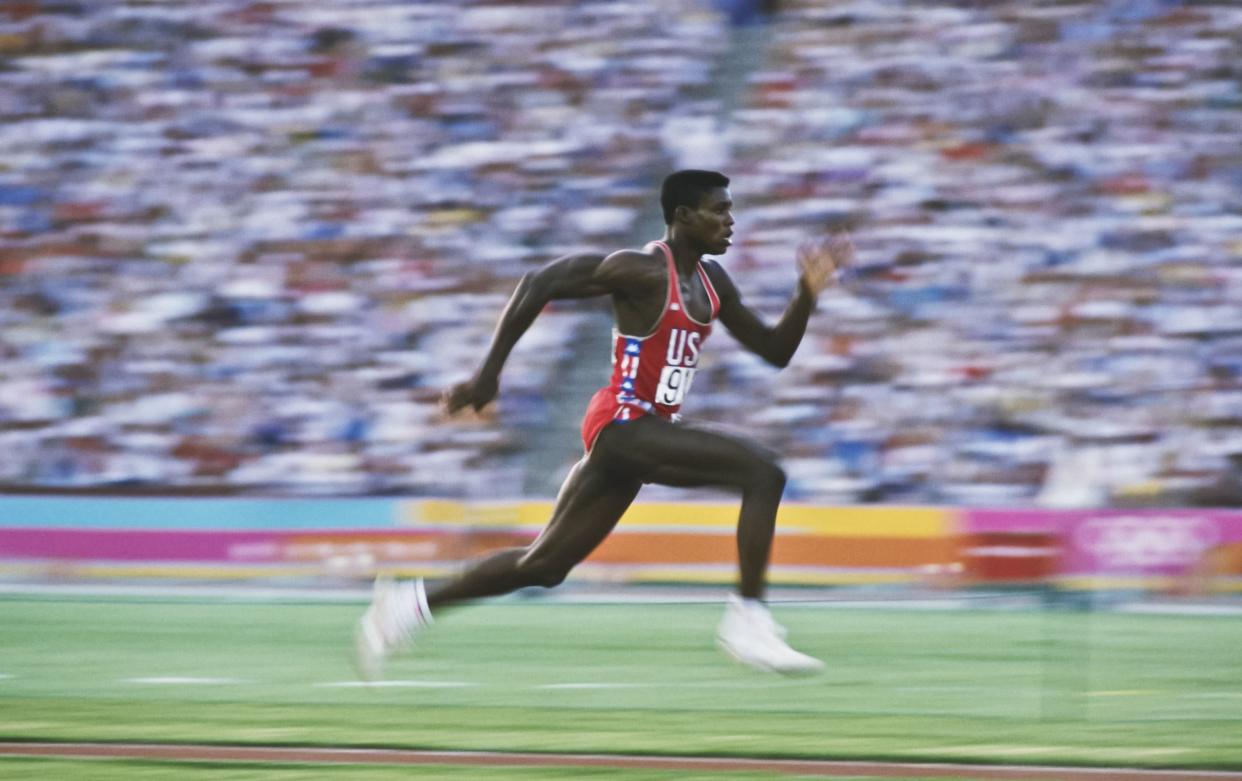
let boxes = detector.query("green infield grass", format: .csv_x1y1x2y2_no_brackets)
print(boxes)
1,591,1239,777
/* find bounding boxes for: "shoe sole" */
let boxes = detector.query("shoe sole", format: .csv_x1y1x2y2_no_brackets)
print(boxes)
716,637,825,676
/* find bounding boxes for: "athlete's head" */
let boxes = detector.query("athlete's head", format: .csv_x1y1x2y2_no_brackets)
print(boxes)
661,169,734,255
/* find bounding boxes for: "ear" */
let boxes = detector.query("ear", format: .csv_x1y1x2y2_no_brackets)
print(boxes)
674,204,695,224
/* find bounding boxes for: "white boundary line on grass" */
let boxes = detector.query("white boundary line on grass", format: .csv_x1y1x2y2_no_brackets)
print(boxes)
313,680,478,689
122,677,248,686
93,676,1239,702
536,682,650,690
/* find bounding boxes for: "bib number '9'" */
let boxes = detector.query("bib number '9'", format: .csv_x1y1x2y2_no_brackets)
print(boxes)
655,366,696,406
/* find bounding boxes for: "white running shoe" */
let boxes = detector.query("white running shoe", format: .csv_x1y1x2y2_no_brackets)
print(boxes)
353,576,432,681
716,594,824,676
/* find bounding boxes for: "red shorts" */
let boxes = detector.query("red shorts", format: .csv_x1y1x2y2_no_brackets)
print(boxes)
580,388,658,453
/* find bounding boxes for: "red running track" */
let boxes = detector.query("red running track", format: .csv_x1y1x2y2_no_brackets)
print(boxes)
2,741,1241,780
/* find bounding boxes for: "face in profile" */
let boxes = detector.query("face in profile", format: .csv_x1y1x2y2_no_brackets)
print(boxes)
683,187,734,256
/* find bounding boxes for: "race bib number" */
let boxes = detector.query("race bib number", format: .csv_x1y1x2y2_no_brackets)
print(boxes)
655,366,696,406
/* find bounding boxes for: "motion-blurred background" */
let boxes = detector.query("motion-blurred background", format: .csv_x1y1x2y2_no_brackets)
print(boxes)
2,0,1240,507
4,0,1242,595
2,2,1241,777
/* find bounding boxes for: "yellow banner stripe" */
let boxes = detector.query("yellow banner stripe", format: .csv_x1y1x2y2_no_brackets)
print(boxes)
404,501,950,539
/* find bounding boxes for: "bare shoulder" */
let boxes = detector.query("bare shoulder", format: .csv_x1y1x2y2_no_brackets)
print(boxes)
699,258,740,300
597,246,666,293
601,246,662,269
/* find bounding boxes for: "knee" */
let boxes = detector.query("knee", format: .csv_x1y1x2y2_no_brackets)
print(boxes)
747,458,786,495
516,551,572,588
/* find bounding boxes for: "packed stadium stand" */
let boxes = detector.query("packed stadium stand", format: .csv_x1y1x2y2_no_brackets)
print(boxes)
1,0,1240,506
699,0,1242,507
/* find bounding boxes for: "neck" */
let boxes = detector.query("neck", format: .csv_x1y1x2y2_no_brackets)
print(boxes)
661,231,703,273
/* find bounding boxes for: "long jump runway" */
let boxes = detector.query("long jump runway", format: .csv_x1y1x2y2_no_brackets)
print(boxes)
2,742,1240,780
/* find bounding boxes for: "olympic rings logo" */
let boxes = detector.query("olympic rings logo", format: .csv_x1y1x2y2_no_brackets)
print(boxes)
1074,516,1219,570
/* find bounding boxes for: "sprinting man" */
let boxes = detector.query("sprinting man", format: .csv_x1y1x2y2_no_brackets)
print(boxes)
356,169,853,677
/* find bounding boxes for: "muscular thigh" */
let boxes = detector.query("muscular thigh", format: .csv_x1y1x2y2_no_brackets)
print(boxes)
592,416,779,489
524,456,642,566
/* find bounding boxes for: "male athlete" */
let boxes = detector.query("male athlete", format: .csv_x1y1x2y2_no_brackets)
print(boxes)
356,170,853,677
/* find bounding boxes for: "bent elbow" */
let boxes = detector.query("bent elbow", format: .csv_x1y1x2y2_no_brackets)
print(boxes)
767,352,792,369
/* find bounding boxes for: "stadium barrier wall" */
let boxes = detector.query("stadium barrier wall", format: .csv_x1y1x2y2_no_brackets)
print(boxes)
960,507,1242,593
1,495,1240,591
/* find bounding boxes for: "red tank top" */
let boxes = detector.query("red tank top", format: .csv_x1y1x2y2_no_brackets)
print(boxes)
607,240,721,420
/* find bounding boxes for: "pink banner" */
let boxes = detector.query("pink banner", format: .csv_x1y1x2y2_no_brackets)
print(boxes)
962,508,1242,577
0,529,277,562
0,528,534,566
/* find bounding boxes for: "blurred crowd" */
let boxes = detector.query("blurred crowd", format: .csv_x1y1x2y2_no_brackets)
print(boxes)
0,0,727,495
685,0,1242,507
2,0,1241,506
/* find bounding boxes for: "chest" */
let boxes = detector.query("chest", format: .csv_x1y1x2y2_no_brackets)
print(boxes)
677,274,714,324
613,263,715,336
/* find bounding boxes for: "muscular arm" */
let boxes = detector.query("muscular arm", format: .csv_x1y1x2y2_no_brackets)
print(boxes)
706,234,851,369
476,252,609,381
708,262,816,369
444,250,651,412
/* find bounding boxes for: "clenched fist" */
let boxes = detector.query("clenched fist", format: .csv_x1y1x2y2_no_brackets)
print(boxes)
441,373,499,415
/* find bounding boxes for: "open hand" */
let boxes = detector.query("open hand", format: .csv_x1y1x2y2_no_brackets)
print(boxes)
797,233,854,296
441,373,499,415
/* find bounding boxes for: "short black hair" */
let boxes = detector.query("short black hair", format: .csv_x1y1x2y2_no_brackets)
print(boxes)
660,169,730,225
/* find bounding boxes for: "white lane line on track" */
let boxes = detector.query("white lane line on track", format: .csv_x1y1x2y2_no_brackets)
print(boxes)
314,680,477,689
123,677,247,685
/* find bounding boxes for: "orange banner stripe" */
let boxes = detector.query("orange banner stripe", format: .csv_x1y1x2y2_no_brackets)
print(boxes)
588,534,959,568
